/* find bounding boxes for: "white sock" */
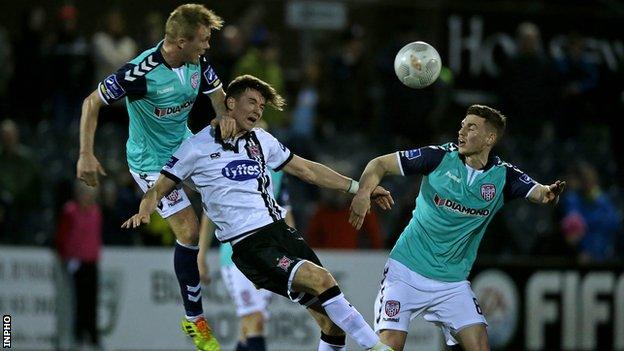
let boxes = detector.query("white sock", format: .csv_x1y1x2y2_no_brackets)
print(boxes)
321,293,379,349
318,339,346,351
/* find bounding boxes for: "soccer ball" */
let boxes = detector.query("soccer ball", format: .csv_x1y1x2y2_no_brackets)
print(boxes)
393,41,442,89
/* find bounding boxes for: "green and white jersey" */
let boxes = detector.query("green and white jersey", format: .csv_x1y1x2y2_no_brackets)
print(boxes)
97,41,222,173
390,143,538,282
219,169,290,268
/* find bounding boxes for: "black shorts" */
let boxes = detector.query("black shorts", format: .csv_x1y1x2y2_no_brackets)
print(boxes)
231,220,322,304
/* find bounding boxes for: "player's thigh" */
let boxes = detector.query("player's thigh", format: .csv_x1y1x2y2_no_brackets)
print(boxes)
423,281,488,347
221,265,272,318
129,170,194,227
231,222,314,301
374,259,428,334
379,329,408,351
455,324,489,351
165,206,199,243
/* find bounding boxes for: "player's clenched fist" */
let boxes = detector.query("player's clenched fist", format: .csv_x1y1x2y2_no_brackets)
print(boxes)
77,153,107,187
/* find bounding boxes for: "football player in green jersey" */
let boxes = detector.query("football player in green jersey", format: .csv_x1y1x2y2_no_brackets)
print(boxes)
76,4,236,351
350,105,565,351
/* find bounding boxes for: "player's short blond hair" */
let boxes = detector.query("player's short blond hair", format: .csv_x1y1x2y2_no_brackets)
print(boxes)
165,4,223,40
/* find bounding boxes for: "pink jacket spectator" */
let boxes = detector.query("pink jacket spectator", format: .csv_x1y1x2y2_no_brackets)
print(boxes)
55,201,102,262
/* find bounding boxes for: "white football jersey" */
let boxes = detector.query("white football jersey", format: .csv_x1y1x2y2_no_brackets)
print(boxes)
162,126,292,242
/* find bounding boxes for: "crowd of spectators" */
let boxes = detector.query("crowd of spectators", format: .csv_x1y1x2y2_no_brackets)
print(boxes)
0,3,622,264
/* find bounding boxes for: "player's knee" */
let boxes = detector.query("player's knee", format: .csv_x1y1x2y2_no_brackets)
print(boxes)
380,330,406,351
294,262,337,295
457,328,489,351
309,266,336,293
242,312,265,334
169,211,199,245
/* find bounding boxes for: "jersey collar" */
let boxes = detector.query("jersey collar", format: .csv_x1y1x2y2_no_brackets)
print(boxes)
212,125,252,153
459,153,499,171
153,40,172,69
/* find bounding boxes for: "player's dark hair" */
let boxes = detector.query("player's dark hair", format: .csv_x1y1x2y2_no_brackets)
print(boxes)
226,75,286,111
166,4,223,40
467,104,506,141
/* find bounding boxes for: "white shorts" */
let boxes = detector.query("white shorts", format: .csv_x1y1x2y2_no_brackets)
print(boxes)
130,170,192,218
221,264,273,318
374,258,488,346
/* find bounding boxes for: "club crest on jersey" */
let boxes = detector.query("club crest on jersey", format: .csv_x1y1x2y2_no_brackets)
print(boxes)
385,300,401,317
276,256,294,271
246,143,261,157
222,160,261,181
191,72,199,89
481,183,496,201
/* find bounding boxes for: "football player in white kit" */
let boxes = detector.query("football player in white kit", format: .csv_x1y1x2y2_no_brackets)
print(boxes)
123,75,395,351
197,167,295,351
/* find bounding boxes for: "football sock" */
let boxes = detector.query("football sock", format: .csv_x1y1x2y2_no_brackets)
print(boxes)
319,286,378,349
246,336,266,351
319,332,346,350
174,241,203,317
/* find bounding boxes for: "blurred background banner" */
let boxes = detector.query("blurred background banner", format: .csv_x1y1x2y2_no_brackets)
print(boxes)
2,248,623,350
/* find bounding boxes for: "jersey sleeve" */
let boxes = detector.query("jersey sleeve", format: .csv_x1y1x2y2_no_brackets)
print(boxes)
97,63,147,105
161,139,199,183
503,162,539,201
396,146,447,176
200,56,222,95
258,130,292,171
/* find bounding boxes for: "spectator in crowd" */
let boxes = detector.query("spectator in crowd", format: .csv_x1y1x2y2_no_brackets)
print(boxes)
0,119,42,244
55,180,102,350
321,25,375,135
232,32,286,129
92,9,137,85
48,4,93,132
290,60,321,141
10,6,47,124
306,160,384,249
553,33,599,140
100,175,142,245
560,161,622,262
499,22,557,138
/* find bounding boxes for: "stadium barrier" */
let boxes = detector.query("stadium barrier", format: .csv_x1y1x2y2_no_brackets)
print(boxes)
0,247,622,350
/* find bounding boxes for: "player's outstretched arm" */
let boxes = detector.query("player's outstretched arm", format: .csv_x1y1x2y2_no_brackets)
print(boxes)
349,154,401,230
527,180,566,205
77,90,107,187
282,155,392,203
282,155,354,191
121,175,177,229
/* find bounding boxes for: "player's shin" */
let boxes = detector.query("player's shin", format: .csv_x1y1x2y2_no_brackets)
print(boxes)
318,286,379,349
174,240,204,318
